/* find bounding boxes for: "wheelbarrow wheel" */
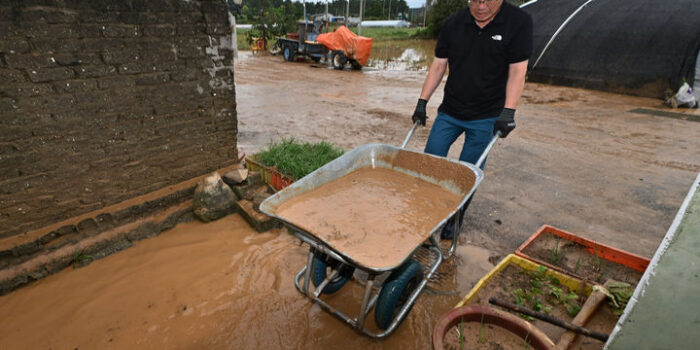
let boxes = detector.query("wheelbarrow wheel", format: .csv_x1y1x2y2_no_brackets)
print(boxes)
311,252,355,294
374,259,423,330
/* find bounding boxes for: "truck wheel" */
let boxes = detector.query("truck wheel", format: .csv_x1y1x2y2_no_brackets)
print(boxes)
283,45,295,62
349,59,362,70
374,259,423,330
311,252,355,294
331,51,346,70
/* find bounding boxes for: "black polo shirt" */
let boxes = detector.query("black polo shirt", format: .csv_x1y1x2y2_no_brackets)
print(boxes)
435,2,533,121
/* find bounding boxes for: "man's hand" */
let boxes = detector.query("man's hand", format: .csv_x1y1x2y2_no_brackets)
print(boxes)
412,99,428,126
494,108,516,138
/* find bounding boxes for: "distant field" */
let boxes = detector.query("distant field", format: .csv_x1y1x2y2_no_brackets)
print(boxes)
235,26,422,51
347,27,422,41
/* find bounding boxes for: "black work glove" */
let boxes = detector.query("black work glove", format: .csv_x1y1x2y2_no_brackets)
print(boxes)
412,98,428,126
493,108,516,138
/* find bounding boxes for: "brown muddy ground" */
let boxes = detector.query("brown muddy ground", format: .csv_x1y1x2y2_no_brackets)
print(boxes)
236,50,700,259
1,45,699,349
0,215,493,349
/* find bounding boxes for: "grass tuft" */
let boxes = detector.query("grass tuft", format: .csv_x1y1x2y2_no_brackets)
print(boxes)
256,138,344,180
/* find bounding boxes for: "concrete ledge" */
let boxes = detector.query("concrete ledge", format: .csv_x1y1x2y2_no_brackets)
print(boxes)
0,163,239,295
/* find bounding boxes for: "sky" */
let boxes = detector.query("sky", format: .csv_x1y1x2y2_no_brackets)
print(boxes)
289,0,429,10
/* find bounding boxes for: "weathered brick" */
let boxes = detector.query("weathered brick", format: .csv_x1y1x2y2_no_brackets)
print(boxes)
52,79,97,94
0,7,12,21
74,64,117,78
27,67,75,83
119,12,158,25
97,75,135,89
0,38,31,54
77,23,107,38
142,24,176,37
78,10,119,23
100,49,141,65
79,38,126,52
135,72,170,86
5,53,58,69
0,69,27,83
31,38,81,53
102,24,140,38
0,82,53,98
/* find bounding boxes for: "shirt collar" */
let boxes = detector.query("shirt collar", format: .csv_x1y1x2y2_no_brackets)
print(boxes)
464,2,509,28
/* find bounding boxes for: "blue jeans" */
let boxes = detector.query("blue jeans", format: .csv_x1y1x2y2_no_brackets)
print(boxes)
424,111,498,169
424,111,498,238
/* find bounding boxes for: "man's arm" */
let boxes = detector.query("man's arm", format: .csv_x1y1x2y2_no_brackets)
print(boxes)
412,57,448,126
494,59,528,137
504,59,528,109
420,57,448,101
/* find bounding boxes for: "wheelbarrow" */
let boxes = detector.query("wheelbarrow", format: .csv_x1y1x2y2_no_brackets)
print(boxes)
259,123,500,338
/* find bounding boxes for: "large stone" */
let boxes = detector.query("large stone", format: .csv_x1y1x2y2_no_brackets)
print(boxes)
193,172,237,222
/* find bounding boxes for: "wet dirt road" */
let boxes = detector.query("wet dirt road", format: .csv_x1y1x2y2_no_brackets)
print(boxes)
1,44,699,349
235,49,700,258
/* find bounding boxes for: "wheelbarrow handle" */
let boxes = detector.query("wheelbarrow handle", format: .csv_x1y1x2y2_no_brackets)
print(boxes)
402,123,500,168
401,121,420,149
474,131,501,169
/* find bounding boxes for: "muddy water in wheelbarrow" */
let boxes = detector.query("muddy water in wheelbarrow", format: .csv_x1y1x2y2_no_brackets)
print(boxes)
0,215,496,349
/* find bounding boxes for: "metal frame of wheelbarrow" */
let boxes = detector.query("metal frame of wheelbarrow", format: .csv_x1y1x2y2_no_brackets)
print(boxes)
259,123,500,338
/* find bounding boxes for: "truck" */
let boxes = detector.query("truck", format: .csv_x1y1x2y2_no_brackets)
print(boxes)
278,20,328,64
277,21,372,71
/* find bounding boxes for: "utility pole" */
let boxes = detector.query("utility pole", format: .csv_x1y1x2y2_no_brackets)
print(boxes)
260,0,266,49
345,0,350,26
358,0,364,36
423,0,427,27
325,0,329,32
303,0,307,35
388,0,391,20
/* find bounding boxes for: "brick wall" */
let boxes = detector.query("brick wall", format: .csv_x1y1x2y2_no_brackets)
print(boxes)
0,0,238,239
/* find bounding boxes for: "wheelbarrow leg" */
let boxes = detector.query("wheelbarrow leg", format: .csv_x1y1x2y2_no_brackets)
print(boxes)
304,249,314,296
356,275,375,330
313,269,341,298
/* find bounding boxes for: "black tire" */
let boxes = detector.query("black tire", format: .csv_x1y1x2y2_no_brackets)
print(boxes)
311,252,355,294
374,259,423,330
331,51,346,70
312,56,321,63
349,59,362,70
283,45,295,62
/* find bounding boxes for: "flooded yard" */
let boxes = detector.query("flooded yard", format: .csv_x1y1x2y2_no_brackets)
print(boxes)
0,215,494,349
2,39,699,349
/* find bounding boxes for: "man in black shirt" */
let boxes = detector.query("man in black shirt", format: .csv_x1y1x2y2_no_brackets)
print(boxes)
412,0,533,238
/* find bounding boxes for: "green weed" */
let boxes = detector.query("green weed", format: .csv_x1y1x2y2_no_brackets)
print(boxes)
72,251,94,268
478,313,487,344
549,236,564,265
257,138,344,180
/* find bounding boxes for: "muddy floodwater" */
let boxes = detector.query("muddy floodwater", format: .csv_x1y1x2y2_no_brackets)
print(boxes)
0,215,496,349
275,166,461,269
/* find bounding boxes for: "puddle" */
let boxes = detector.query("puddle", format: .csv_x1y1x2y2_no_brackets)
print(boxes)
236,39,437,72
454,244,497,291
365,40,437,72
0,215,498,349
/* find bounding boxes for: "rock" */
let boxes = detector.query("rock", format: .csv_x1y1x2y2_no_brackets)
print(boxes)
252,191,270,208
222,168,248,186
193,173,237,222
236,199,281,233
246,171,263,187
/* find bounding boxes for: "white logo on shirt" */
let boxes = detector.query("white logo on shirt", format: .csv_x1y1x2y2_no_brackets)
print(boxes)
491,35,502,41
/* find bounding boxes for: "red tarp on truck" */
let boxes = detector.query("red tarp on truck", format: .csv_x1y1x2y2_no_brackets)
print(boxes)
316,26,373,66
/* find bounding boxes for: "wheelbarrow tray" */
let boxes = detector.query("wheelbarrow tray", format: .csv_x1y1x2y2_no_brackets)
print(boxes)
259,143,484,273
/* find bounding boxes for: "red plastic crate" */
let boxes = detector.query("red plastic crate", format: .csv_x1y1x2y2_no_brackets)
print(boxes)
515,225,650,276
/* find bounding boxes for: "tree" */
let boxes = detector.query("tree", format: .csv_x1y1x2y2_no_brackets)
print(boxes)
426,0,465,37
